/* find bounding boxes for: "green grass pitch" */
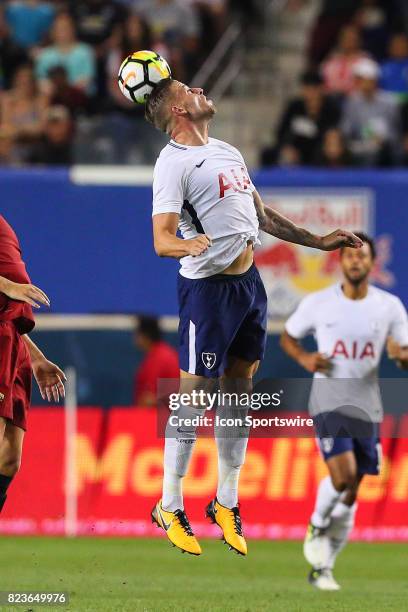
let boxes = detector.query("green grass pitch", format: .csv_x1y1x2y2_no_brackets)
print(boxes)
0,536,407,611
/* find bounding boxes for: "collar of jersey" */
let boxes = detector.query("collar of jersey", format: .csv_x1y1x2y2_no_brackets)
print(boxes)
336,282,372,303
169,139,211,150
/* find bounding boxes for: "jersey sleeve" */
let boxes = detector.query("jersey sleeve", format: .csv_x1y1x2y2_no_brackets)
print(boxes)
152,156,186,216
389,297,408,346
285,295,317,339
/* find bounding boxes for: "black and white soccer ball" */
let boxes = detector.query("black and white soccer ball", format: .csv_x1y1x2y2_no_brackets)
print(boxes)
118,50,172,104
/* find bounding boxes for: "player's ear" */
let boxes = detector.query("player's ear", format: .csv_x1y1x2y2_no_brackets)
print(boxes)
171,105,188,117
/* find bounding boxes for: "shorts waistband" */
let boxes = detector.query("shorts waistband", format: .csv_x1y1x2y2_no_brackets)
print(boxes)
206,263,256,282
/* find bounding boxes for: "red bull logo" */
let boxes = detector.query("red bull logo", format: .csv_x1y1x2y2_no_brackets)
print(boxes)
255,190,393,318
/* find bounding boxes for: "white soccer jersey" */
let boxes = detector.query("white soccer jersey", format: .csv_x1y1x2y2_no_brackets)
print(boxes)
152,137,259,278
285,284,408,419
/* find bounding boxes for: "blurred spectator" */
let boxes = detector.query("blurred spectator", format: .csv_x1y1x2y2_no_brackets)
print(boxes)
47,66,88,116
101,14,163,164
0,7,28,89
0,127,18,165
0,63,48,162
135,0,199,42
69,0,128,97
133,315,179,407
308,0,357,66
35,13,96,96
352,0,389,62
261,72,340,167
0,0,234,167
321,25,369,96
380,33,408,100
134,0,201,80
106,14,151,111
28,105,73,165
229,0,260,27
341,58,401,166
5,0,55,49
394,0,408,38
69,0,127,47
315,129,352,168
188,0,227,55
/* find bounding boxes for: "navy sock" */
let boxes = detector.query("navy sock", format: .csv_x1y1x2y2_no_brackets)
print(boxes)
0,473,13,513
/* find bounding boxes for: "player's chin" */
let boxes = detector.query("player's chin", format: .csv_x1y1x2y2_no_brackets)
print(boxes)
207,100,217,114
346,270,366,283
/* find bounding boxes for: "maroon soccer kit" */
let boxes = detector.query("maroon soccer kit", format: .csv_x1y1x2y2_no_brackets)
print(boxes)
0,216,35,430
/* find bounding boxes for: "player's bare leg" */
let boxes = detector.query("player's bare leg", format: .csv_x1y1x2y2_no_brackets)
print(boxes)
306,451,361,590
206,357,259,556
0,419,24,513
152,370,215,555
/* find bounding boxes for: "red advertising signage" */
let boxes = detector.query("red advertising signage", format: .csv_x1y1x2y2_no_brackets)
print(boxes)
1,409,408,541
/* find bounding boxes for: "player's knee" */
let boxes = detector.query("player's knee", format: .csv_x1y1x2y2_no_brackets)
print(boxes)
0,454,21,477
331,471,358,492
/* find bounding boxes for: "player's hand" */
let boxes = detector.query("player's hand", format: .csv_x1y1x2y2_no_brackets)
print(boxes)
387,336,402,361
1,279,50,308
320,230,363,251
32,359,67,402
299,352,332,374
185,235,212,257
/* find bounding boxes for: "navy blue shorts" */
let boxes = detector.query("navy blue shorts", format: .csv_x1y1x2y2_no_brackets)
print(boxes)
314,412,381,475
178,264,267,377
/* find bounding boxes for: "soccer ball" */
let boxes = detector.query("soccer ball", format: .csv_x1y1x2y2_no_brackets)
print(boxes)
118,50,171,104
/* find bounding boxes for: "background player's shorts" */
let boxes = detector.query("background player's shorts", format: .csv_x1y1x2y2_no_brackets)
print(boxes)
0,321,31,431
314,412,381,475
178,264,267,377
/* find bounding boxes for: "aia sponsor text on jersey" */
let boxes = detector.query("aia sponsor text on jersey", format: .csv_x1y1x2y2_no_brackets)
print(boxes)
331,340,375,360
218,167,251,197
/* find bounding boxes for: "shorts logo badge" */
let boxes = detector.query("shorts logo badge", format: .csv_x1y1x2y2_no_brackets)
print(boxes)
202,352,216,370
321,437,334,453
0,392,4,402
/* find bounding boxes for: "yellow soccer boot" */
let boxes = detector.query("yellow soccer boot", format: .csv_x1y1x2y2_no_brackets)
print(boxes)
151,500,202,556
205,498,247,556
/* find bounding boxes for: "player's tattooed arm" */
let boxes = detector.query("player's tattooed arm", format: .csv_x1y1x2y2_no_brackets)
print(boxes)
0,276,50,308
153,212,212,258
22,335,66,402
252,190,363,251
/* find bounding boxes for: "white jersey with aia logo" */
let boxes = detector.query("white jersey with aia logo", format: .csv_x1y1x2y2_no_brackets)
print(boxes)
285,283,408,419
152,137,259,278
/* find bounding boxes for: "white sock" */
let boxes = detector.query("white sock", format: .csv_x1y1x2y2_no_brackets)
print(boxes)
215,399,249,508
326,501,357,569
162,405,203,512
216,437,248,508
311,476,342,529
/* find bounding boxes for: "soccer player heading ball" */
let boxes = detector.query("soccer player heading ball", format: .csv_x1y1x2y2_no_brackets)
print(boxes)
143,75,362,556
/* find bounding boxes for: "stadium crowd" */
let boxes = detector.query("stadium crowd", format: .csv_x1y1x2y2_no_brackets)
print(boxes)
0,0,253,166
262,0,408,168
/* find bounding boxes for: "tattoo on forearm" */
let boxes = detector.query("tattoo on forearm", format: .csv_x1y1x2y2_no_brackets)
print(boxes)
261,206,320,248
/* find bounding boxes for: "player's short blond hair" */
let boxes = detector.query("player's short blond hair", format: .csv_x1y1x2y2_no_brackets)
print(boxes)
145,78,176,134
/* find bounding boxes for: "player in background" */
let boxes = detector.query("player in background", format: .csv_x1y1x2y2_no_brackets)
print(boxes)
145,77,362,556
281,232,408,590
0,215,66,515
